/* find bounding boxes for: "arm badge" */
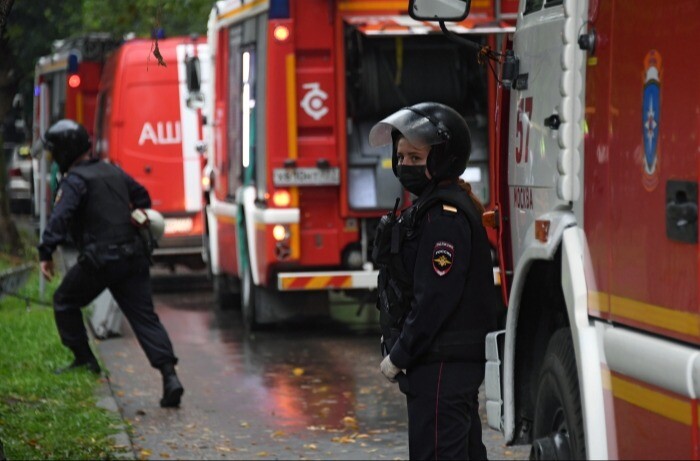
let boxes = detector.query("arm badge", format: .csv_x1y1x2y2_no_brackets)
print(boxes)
432,241,454,276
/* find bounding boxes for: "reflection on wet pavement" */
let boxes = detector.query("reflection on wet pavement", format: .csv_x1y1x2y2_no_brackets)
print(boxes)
97,274,529,460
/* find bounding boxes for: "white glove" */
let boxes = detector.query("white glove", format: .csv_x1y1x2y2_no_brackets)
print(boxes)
380,355,401,382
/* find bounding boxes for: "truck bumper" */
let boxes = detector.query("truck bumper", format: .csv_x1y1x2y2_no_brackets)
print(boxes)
277,269,378,291
485,329,506,431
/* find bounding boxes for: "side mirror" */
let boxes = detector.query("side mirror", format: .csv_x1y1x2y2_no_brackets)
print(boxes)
408,0,471,21
185,56,201,92
185,55,205,110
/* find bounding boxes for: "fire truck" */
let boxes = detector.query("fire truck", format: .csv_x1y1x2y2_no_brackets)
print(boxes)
197,0,515,329
94,36,211,270
32,33,120,217
411,0,700,459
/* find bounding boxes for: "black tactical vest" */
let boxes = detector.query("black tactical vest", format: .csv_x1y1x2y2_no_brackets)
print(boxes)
68,161,137,250
373,183,498,362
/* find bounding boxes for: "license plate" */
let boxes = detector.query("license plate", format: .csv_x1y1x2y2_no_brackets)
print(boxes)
273,167,340,186
164,217,193,234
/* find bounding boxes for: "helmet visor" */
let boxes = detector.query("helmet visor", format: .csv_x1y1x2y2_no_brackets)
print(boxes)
368,107,450,149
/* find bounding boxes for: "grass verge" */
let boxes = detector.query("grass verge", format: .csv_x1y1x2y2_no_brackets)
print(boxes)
0,261,129,459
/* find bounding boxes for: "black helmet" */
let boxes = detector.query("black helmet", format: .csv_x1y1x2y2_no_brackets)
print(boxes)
43,119,91,173
368,102,471,181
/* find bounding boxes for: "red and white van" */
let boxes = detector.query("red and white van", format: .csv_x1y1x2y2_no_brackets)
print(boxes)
95,36,211,269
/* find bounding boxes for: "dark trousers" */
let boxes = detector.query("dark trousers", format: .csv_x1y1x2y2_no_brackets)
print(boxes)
53,255,177,369
399,361,487,460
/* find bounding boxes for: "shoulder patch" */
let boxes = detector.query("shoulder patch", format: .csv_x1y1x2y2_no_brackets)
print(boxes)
442,204,458,213
432,241,454,276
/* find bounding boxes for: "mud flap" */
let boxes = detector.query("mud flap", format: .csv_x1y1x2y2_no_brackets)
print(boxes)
485,329,505,431
255,288,330,324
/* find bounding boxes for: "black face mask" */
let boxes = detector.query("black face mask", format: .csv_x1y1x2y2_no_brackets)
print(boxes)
397,164,431,196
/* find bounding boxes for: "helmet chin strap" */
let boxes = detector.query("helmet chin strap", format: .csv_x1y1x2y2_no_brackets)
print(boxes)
427,142,449,180
66,151,91,172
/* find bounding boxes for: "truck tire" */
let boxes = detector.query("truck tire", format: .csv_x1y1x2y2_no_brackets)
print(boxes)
532,328,586,460
240,259,259,330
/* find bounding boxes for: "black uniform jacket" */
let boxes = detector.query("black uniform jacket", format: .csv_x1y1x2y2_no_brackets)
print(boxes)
38,159,151,262
389,183,497,370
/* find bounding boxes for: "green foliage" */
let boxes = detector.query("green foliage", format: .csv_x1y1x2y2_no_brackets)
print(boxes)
0,270,127,460
83,0,212,38
2,0,213,122
3,0,84,110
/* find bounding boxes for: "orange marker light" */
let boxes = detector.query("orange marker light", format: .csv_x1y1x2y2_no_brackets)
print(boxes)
68,75,81,88
273,25,290,42
273,225,289,241
535,219,551,243
482,209,499,229
272,189,291,207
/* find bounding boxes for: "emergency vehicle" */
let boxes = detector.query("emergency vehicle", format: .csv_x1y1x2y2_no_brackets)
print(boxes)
94,36,211,269
411,0,700,459
32,33,120,216
198,0,515,329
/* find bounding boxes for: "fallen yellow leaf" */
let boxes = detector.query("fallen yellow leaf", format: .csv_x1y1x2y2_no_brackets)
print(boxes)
256,451,269,457
342,416,359,430
159,453,170,458
331,435,357,444
271,430,287,438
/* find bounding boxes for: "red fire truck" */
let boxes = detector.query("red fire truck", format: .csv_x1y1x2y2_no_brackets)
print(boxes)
32,33,120,216
198,0,515,329
411,0,700,459
94,36,211,269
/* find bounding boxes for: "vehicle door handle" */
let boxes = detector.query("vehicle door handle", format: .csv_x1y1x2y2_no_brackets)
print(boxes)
544,114,561,130
666,180,698,244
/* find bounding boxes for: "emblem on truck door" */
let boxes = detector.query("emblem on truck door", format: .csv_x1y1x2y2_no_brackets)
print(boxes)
642,50,661,191
300,82,329,121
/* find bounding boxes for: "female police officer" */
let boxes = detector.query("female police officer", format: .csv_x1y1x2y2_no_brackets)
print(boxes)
38,119,184,408
369,102,497,459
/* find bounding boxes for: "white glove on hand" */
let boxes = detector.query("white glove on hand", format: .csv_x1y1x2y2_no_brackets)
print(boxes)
380,355,401,383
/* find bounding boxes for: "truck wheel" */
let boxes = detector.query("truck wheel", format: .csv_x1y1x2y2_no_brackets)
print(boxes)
240,260,258,330
531,328,586,460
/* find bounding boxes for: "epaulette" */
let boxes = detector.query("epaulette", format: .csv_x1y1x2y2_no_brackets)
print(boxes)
442,204,458,213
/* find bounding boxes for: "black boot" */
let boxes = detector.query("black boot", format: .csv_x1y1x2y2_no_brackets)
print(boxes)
55,344,101,375
159,363,184,408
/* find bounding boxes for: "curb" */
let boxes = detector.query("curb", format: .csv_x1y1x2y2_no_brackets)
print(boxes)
94,372,136,460
0,263,33,300
56,248,135,460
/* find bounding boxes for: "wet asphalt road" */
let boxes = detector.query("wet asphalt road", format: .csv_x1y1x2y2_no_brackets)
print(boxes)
96,272,530,460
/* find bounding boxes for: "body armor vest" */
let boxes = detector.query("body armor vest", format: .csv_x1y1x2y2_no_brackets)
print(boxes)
69,161,137,251
373,183,497,362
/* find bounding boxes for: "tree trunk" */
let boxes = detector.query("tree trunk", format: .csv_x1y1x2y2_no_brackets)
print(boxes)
0,0,14,36
0,0,23,256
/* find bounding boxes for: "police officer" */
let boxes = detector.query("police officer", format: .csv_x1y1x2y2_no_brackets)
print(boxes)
38,119,184,408
369,102,497,459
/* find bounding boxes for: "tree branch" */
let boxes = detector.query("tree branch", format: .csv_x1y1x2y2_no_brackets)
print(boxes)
0,0,14,37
